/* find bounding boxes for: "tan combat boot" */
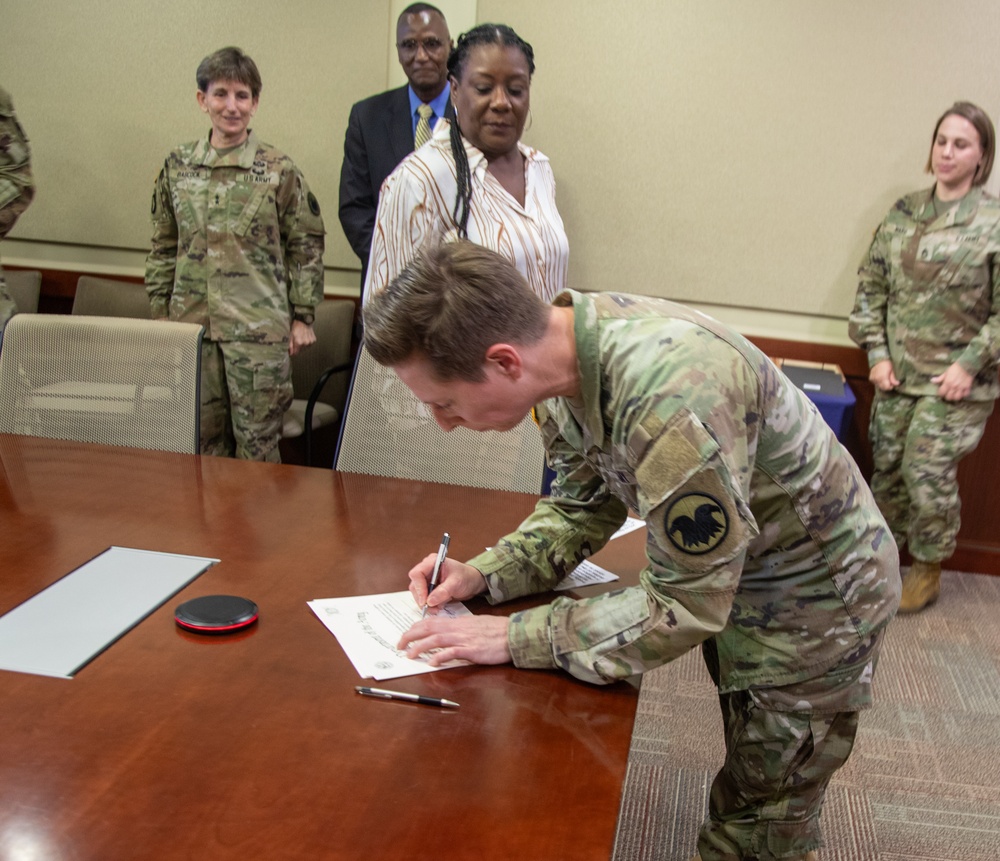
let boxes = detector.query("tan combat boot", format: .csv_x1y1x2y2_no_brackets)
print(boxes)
898,560,941,614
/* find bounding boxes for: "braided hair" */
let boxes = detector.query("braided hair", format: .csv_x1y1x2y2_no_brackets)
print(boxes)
447,24,535,238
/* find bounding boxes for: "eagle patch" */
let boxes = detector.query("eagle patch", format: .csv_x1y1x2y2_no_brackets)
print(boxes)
664,492,729,555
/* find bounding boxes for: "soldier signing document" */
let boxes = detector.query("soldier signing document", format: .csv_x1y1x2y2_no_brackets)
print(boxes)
363,240,900,861
145,47,325,462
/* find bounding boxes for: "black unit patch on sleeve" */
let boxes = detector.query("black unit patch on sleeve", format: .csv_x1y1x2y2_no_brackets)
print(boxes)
664,492,729,555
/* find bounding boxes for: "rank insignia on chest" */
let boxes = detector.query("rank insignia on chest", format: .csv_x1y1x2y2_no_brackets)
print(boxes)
664,492,729,555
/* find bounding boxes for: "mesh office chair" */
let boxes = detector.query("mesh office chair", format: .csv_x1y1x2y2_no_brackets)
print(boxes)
334,345,546,494
0,314,203,454
4,269,41,313
282,299,355,466
72,276,152,318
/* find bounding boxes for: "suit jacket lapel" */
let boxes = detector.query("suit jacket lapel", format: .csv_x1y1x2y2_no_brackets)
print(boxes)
387,86,414,164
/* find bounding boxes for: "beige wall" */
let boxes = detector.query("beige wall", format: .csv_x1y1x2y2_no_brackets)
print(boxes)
3,0,1000,337
1,0,388,288
484,0,1000,322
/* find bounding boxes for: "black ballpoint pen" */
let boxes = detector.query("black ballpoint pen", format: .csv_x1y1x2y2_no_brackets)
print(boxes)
355,686,459,709
421,532,450,618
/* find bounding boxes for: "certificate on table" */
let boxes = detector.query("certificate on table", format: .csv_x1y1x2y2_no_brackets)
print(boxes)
308,591,472,681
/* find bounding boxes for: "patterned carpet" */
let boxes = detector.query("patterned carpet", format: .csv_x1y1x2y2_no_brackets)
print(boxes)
613,569,1000,861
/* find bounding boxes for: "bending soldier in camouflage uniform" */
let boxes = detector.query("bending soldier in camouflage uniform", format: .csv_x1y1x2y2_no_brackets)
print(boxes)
364,242,900,861
850,101,1000,613
0,85,35,345
146,47,325,462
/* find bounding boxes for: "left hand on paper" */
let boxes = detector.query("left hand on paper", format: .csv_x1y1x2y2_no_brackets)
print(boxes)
398,615,512,667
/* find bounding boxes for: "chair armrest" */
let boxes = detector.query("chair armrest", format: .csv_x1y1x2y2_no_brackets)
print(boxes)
303,360,354,466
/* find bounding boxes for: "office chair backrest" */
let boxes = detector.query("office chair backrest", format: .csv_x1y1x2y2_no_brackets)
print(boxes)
4,269,41,313
0,314,203,454
283,298,355,466
334,345,546,494
72,276,152,318
290,299,354,410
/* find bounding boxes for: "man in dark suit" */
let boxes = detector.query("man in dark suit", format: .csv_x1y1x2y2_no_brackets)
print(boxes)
338,3,453,285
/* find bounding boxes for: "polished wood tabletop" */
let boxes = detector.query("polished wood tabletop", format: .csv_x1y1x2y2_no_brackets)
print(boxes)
0,434,645,861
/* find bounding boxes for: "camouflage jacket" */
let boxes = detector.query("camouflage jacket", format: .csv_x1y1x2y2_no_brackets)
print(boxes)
145,131,325,344
0,85,35,329
849,186,1000,400
468,291,899,702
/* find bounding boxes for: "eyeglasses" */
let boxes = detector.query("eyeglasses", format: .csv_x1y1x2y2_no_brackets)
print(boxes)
397,37,446,56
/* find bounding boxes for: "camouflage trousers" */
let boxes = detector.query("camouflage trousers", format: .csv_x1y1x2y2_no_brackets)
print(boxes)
695,639,865,860
199,339,292,463
870,390,994,562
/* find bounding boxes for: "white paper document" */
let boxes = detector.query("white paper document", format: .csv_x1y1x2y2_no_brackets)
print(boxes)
308,591,473,681
551,517,643,591
611,516,645,539
554,559,620,591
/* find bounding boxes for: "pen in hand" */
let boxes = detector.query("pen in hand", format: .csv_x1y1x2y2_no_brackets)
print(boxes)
421,532,450,618
355,686,459,709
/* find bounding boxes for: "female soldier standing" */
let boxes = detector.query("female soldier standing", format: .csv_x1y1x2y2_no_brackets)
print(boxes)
850,101,1000,612
146,47,325,462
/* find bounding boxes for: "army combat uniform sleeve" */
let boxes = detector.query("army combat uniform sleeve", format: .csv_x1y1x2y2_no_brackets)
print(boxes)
145,161,178,320
848,206,893,368
1,86,36,332
277,164,325,319
472,413,752,686
468,433,629,602
0,86,35,239
955,233,1000,378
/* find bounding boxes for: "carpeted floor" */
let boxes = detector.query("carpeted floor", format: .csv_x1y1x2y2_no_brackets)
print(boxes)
613,569,1000,861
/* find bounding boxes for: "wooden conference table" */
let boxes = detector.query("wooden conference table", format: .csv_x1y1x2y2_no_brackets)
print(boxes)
0,434,645,861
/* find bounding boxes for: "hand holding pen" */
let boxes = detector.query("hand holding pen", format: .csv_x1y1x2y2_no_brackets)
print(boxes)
421,532,450,618
405,536,489,612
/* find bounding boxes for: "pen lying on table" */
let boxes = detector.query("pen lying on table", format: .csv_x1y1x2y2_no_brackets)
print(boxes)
355,686,460,709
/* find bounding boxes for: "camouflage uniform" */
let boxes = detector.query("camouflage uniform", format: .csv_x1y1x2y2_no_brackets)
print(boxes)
145,131,325,461
849,187,1000,561
468,291,900,860
0,86,35,339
